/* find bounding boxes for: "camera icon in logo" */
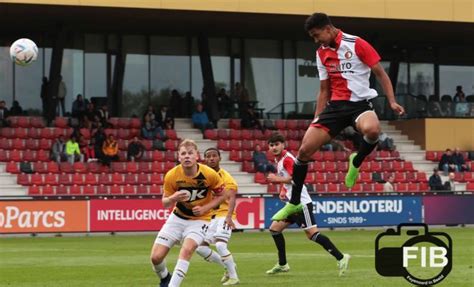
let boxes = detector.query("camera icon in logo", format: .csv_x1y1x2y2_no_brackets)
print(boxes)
375,223,452,286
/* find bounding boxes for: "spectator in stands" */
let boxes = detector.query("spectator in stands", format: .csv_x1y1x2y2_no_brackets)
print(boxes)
429,168,444,190
97,104,110,127
454,85,466,102
234,82,250,116
143,105,157,123
57,75,66,116
51,135,66,163
169,89,182,118
453,147,470,171
72,94,88,119
82,137,96,162
183,91,195,118
0,100,9,127
444,172,456,191
378,132,395,151
85,102,96,122
438,149,458,174
383,175,394,192
127,136,145,161
192,103,213,132
217,88,232,118
253,144,276,174
142,114,165,140
93,127,107,161
241,107,264,131
9,100,23,116
157,105,174,130
101,134,119,166
65,135,83,164
40,76,48,117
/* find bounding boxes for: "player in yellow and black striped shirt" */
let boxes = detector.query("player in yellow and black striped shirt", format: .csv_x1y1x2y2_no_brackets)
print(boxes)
196,148,240,286
150,140,226,287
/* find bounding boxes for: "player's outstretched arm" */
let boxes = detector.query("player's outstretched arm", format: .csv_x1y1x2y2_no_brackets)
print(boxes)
371,63,405,115
314,80,330,116
267,174,292,184
225,189,237,229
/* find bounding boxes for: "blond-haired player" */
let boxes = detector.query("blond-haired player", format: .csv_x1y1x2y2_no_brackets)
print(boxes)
150,139,226,287
196,148,240,285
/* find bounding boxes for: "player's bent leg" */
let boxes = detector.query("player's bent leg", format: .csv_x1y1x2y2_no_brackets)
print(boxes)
346,111,380,188
215,240,239,285
267,221,291,275
304,227,351,277
150,243,172,287
272,127,330,221
168,238,199,287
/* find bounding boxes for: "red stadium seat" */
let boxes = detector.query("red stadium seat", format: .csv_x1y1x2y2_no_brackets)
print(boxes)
70,185,82,195
166,130,178,140
110,185,122,195
230,130,242,140
56,185,68,195
360,172,372,183
150,185,161,195
98,173,111,185
137,173,149,184
42,185,55,196
58,174,71,185
126,162,138,173
151,161,165,173
406,172,417,183
45,162,59,174
72,174,84,185
419,182,429,191
286,120,298,130
382,161,392,172
30,173,43,185
217,140,230,151
44,174,58,185
305,173,315,184
150,173,163,185
218,129,230,140
112,173,124,185
165,151,176,162
254,172,266,184
350,184,362,192
0,139,11,150
130,118,141,129
327,183,339,193
392,161,404,172
97,185,109,195
323,152,335,162
362,183,373,192
267,184,278,193
326,173,338,183
54,117,68,128
312,162,324,172
83,185,95,195
394,172,407,183
15,128,28,139
274,120,286,130
118,118,130,129
325,162,337,172
374,183,384,192
242,151,253,162
312,152,323,161
360,161,371,172
29,185,41,196
464,172,473,182
0,150,8,161
229,151,241,162
164,162,175,171
426,151,436,161
229,140,241,150
466,182,474,191
229,119,241,129
395,183,408,192
371,161,382,172
85,173,98,185
17,174,30,185
31,117,45,128
12,138,26,150
151,151,165,162
60,163,74,173
315,172,325,184
112,162,126,173
125,173,137,185
404,161,415,171
9,150,22,162
37,150,49,162
241,140,254,151
241,130,254,140
408,183,419,192
204,129,218,140
165,140,178,151
123,185,136,195
33,162,47,173
336,162,348,172
136,185,149,195
1,128,14,138
73,162,88,173
6,162,19,173
26,139,39,150
334,151,347,162
315,184,326,193
40,128,55,139
242,161,255,173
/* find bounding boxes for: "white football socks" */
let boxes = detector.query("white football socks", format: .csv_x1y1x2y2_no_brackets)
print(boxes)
153,260,169,279
196,246,226,267
216,241,238,279
169,259,190,287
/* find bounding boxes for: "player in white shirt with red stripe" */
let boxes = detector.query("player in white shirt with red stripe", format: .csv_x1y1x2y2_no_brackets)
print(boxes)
266,133,350,276
272,12,405,221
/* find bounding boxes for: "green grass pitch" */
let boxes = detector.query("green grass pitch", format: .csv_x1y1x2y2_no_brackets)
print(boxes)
1,228,472,286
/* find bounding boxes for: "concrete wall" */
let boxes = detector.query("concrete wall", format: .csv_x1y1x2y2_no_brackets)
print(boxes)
1,0,473,22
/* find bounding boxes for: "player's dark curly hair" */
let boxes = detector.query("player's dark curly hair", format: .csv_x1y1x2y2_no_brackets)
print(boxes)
304,12,332,32
268,133,286,144
204,147,221,157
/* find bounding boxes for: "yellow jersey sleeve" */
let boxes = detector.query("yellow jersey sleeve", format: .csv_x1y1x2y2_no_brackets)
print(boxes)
163,169,176,197
209,168,225,196
220,169,238,192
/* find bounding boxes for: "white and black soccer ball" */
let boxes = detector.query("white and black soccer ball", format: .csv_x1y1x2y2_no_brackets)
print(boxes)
10,38,38,66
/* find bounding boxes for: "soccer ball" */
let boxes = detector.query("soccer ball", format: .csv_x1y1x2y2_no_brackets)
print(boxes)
10,38,38,66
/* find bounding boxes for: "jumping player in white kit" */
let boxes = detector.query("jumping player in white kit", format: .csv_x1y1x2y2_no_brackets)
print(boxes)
265,133,350,276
